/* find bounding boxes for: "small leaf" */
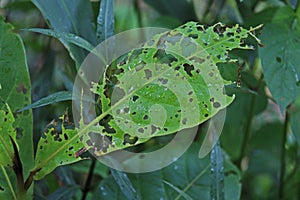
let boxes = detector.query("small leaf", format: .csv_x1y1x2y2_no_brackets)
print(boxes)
33,114,84,180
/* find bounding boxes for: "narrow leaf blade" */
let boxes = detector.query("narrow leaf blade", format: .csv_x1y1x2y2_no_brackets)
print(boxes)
32,0,97,67
18,91,72,112
26,28,95,53
97,0,114,42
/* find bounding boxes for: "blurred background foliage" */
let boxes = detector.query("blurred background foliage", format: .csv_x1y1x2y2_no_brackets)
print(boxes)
1,0,300,199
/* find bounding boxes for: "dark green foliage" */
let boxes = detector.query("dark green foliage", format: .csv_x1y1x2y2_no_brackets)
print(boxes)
0,0,300,200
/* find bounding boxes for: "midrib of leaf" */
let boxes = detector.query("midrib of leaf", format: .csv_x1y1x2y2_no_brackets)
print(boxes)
31,25,260,174
174,164,210,200
0,166,17,200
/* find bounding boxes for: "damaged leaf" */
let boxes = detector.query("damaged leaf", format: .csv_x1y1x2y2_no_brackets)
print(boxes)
81,22,262,156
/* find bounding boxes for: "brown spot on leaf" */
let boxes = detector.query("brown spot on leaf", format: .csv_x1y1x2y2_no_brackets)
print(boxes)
16,83,27,94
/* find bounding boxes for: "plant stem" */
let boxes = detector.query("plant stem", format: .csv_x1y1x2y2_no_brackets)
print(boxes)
279,111,289,199
81,158,97,200
235,73,263,168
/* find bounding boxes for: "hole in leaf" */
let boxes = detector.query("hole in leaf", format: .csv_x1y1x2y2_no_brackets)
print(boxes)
64,134,68,140
276,56,282,63
123,134,138,145
183,63,195,77
188,33,198,39
132,95,139,102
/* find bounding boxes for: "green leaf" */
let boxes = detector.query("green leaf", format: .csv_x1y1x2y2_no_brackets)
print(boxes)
259,6,300,111
243,122,284,199
26,28,95,53
93,143,241,200
32,0,97,68
0,103,17,167
0,167,16,200
33,114,84,180
210,141,224,200
110,168,139,200
0,16,33,196
97,0,114,43
18,91,72,112
83,22,261,156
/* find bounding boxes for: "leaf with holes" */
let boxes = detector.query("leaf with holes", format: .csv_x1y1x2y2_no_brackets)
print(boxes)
80,22,262,156
33,114,84,180
0,103,18,167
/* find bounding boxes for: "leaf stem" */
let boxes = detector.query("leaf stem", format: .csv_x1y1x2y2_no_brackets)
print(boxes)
279,110,290,199
81,158,97,200
0,166,17,200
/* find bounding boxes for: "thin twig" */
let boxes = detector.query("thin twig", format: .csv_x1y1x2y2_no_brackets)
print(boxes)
279,110,290,199
81,158,97,200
